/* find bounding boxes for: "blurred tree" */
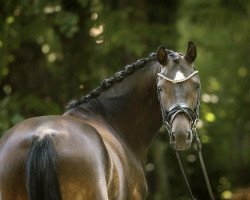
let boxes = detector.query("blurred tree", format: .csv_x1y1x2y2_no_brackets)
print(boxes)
176,0,250,199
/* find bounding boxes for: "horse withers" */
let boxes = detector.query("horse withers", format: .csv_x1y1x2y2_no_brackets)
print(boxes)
0,42,200,200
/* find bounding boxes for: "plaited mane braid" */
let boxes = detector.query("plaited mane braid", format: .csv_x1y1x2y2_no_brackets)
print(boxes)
67,52,158,110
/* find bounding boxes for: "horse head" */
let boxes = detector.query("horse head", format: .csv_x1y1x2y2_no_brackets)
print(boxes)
156,41,200,151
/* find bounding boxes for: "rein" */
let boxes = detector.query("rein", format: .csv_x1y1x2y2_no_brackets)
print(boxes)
157,71,215,200
174,130,215,200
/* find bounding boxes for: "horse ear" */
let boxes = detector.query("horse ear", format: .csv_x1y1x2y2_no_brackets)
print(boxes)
157,45,168,66
185,41,197,63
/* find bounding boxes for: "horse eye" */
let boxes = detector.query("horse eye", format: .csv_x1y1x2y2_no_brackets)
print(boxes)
194,83,200,90
158,87,163,92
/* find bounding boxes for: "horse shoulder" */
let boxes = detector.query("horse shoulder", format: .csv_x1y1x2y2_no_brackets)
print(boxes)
88,122,147,199
65,115,148,200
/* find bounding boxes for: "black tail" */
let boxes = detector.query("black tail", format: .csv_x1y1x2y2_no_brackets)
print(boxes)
26,135,62,200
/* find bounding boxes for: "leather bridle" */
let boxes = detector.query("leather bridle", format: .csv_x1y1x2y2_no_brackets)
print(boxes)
157,70,215,200
157,70,200,145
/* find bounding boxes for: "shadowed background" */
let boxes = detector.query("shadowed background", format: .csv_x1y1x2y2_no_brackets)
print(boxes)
0,0,250,199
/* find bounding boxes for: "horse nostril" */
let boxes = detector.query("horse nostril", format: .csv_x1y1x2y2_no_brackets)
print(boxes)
187,131,192,141
171,134,176,142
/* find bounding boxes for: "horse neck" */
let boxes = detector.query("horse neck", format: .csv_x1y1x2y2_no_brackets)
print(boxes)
91,61,162,161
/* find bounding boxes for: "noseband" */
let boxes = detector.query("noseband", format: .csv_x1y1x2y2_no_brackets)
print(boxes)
163,103,198,137
157,70,200,144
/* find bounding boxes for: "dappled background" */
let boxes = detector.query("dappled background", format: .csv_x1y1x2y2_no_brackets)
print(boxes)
0,0,250,199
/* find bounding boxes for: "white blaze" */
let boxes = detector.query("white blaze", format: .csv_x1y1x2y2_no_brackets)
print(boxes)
174,71,185,81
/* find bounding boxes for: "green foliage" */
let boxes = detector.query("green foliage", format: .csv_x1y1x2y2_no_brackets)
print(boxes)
0,96,24,132
54,11,79,38
0,0,250,199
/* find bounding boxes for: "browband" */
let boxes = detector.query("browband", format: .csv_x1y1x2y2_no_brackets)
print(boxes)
157,71,199,84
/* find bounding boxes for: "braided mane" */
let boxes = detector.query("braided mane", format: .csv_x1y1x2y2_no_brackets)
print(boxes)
67,52,158,110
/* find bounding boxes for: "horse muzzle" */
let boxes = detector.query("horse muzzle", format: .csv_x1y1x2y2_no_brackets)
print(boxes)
170,129,193,151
